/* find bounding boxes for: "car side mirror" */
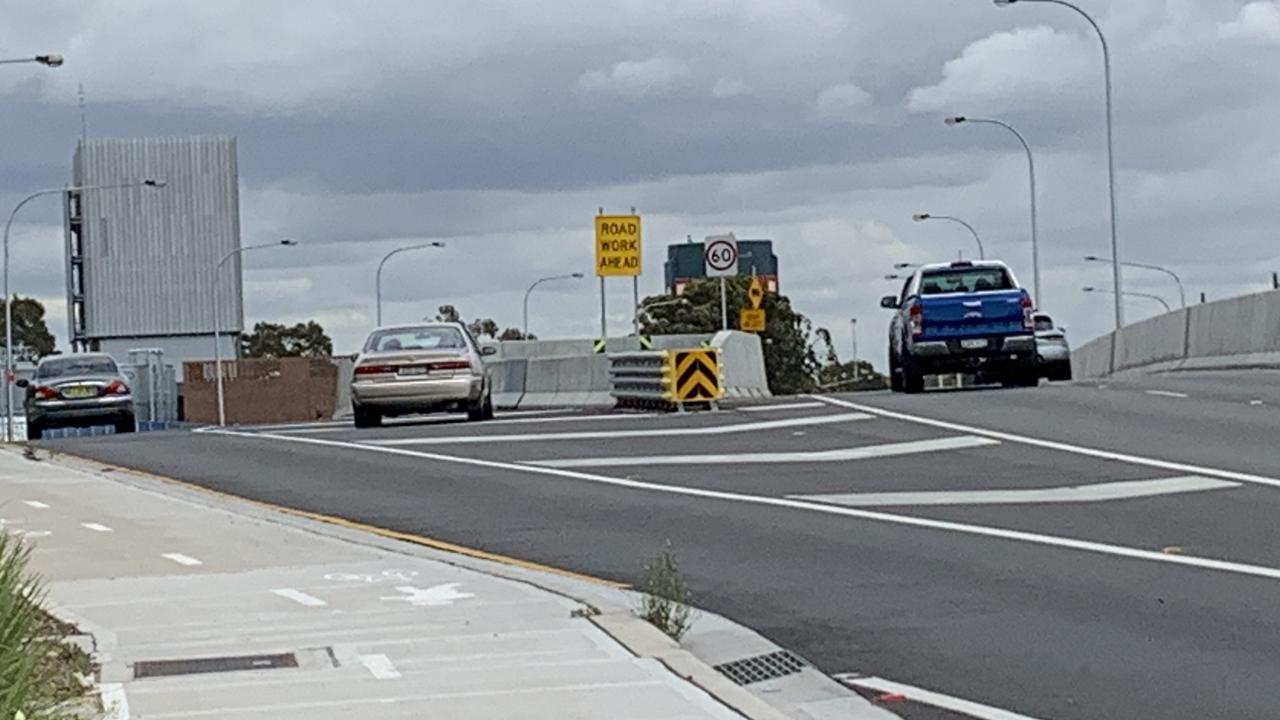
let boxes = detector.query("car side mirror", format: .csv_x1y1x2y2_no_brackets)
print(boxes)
480,346,498,356
14,378,28,389
880,295,900,309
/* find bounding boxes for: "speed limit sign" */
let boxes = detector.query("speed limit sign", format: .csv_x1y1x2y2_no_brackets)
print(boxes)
704,234,738,277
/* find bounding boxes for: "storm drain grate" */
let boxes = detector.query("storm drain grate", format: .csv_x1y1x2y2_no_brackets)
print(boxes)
713,650,808,686
134,652,298,679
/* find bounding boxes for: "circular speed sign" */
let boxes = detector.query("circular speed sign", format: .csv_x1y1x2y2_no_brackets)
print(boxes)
705,237,738,276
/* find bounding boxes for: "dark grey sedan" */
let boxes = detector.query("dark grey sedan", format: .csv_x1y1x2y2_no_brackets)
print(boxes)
20,354,135,439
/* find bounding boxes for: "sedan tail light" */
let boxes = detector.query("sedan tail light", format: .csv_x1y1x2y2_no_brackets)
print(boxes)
429,360,471,371
354,364,395,376
908,302,924,337
34,386,59,400
104,380,130,395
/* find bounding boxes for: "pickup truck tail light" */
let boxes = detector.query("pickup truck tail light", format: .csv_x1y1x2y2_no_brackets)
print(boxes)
908,303,924,337
1021,294,1035,331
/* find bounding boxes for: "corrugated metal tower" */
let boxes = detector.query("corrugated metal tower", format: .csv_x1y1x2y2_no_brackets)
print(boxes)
65,136,242,370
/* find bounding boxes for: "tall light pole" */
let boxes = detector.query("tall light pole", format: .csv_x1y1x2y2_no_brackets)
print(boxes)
212,240,297,427
946,116,1040,307
850,318,859,380
996,0,1121,329
1082,286,1170,313
375,242,445,326
0,55,63,67
523,273,584,338
913,213,985,260
3,179,165,441
1084,255,1184,308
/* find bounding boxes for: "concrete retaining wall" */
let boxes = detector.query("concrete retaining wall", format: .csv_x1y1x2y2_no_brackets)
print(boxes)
1073,289,1280,378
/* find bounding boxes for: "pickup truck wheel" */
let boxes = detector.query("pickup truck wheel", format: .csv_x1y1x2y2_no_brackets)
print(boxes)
889,355,904,392
902,361,925,394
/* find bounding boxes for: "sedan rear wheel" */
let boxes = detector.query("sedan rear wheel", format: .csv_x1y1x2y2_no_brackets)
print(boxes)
353,405,382,429
468,391,494,422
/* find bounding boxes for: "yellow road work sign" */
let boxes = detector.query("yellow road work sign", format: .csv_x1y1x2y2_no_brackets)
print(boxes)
748,276,764,309
672,349,722,402
739,308,766,333
595,215,642,277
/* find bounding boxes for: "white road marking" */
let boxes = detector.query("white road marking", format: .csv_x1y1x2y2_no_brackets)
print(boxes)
100,682,130,720
213,429,1280,583
530,436,998,468
270,588,328,607
811,395,1280,491
834,674,1044,720
379,583,474,607
81,522,114,533
794,475,1238,507
1145,390,1189,399
1250,400,1264,406
161,553,203,567
366,413,873,446
288,412,656,435
358,654,402,680
737,401,827,412
24,500,50,509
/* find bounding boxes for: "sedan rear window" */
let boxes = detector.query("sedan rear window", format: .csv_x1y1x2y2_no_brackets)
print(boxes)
38,357,119,378
919,268,1014,295
365,326,467,352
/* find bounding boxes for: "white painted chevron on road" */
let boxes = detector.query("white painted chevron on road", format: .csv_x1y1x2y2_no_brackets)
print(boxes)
792,475,1238,507
527,435,998,467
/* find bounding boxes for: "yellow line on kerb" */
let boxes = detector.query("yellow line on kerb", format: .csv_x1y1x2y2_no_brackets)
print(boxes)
62,452,629,589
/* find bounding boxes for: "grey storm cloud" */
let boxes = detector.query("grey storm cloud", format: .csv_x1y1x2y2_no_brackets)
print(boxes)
1,0,1279,355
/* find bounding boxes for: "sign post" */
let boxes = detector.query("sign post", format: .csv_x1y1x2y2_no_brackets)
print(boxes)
595,212,642,349
704,234,738,331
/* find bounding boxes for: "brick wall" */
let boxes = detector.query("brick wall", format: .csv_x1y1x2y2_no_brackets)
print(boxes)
182,358,338,425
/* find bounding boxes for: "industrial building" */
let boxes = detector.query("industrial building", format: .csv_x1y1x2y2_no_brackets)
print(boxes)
65,136,243,377
664,238,779,295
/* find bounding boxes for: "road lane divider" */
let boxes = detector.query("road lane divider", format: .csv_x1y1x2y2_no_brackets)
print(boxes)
271,588,328,607
1144,390,1190,399
810,395,1280,490
364,412,873,446
529,436,997,468
791,475,1237,507
207,428,1280,583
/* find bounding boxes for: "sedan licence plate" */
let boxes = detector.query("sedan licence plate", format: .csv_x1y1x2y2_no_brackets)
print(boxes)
960,339,989,350
63,385,96,398
398,367,429,376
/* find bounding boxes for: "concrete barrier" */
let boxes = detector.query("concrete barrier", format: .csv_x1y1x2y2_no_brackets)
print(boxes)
711,331,772,399
331,357,355,418
1073,289,1280,378
488,358,527,409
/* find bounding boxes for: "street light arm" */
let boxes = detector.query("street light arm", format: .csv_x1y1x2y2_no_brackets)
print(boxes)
933,215,985,260
1085,256,1186,308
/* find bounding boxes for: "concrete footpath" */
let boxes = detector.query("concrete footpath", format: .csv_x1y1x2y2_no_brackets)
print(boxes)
0,447,894,720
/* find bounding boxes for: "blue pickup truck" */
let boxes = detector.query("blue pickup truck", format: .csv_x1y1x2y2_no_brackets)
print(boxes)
881,260,1038,393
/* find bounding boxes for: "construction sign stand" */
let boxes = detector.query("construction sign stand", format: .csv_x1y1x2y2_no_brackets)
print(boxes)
595,208,642,351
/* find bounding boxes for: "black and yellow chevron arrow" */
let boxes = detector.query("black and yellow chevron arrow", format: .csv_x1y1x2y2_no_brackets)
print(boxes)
673,349,721,402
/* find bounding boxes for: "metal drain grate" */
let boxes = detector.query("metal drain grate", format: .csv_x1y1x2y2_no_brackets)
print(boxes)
713,650,808,686
134,652,298,679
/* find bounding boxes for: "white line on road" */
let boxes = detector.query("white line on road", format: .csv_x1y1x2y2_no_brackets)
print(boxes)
811,395,1280,491
358,654,402,680
212,429,1280,583
834,674,1044,720
161,553,203,567
530,436,997,468
1144,390,1189,399
24,500,50,509
285,412,657,435
793,475,1238,507
270,588,328,607
737,402,827,412
81,522,114,533
100,683,130,720
366,413,873,446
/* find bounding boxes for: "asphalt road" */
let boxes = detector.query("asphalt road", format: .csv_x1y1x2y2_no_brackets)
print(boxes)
49,376,1280,720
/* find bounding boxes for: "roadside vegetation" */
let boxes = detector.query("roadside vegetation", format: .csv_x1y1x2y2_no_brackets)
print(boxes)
639,549,694,641
0,532,97,719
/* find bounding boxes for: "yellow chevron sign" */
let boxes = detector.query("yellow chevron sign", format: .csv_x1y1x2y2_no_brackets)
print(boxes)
672,349,722,402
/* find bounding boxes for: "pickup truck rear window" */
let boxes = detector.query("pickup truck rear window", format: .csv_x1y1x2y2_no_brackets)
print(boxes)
920,268,1014,295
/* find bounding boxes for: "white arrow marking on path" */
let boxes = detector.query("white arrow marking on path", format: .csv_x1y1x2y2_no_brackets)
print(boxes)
379,583,474,607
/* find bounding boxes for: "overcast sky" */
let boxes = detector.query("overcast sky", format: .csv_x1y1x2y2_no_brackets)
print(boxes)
2,0,1279,363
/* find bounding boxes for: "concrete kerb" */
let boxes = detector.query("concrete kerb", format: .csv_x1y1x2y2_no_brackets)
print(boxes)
37,449,895,720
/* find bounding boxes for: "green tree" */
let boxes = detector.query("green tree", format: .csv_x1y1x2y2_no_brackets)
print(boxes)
434,305,461,323
241,321,333,358
0,296,56,359
467,318,500,339
639,278,821,394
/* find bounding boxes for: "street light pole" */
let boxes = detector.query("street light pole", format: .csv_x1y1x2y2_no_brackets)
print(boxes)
3,179,164,441
375,242,445,327
1084,255,1185,308
997,0,1121,328
850,318,859,380
0,55,64,67
1082,286,1170,313
913,213,985,260
946,116,1040,306
212,240,297,427
523,273,585,338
